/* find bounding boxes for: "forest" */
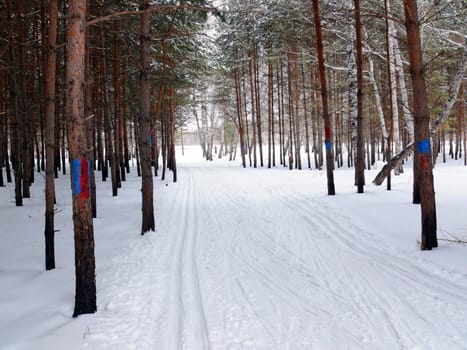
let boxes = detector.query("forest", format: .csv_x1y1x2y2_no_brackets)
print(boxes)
1,0,466,321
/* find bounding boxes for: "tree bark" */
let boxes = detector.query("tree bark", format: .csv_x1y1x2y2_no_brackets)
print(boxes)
84,22,97,219
254,47,264,167
139,0,155,234
403,0,438,250
9,0,23,207
44,0,58,270
354,0,365,192
312,0,335,195
384,0,394,191
113,22,125,184
66,0,97,316
292,47,302,170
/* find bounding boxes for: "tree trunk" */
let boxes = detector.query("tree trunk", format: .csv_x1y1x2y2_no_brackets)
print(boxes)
277,63,284,166
169,87,177,182
248,52,257,168
387,3,403,175
139,0,155,234
85,22,97,219
234,66,246,168
293,47,302,170
354,0,365,192
66,0,97,317
312,0,335,195
44,0,58,270
8,0,23,206
384,0,394,191
267,46,273,169
99,25,118,197
301,63,312,169
287,57,294,170
254,47,264,167
113,21,124,186
403,0,437,250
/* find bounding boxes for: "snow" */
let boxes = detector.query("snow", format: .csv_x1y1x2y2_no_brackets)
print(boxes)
1,147,467,350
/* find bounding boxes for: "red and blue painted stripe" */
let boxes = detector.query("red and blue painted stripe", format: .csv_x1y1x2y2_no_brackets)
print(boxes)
72,157,91,199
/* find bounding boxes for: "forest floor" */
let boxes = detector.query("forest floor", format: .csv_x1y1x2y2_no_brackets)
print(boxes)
1,147,467,350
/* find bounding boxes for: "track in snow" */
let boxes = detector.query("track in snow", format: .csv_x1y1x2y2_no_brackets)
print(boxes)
84,160,467,350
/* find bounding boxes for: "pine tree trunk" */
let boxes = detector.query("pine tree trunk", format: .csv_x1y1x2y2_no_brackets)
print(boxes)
403,0,438,250
113,22,124,185
287,57,294,170
312,0,335,195
234,67,246,168
248,53,257,168
267,53,273,169
99,25,118,197
18,2,31,199
242,65,252,167
8,0,23,206
387,3,403,175
384,0,394,191
271,62,276,167
301,63,312,169
293,48,302,170
84,23,97,219
44,0,58,270
254,47,264,167
60,122,66,175
120,59,130,174
139,0,155,234
66,0,96,317
54,82,60,179
3,106,12,183
276,64,284,166
354,0,365,192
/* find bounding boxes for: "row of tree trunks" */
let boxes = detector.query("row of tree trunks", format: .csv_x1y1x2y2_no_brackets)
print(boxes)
372,40,467,186
1,0,201,319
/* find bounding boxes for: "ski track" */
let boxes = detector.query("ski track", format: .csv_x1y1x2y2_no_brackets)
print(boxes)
84,162,467,350
162,170,210,350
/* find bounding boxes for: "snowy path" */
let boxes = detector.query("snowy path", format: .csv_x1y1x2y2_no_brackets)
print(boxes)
84,160,467,350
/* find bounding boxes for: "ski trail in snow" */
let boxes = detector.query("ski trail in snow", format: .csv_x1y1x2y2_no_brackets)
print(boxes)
267,184,467,349
83,162,467,350
164,170,210,350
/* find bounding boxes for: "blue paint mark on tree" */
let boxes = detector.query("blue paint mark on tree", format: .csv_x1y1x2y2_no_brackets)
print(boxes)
72,159,81,195
417,139,431,154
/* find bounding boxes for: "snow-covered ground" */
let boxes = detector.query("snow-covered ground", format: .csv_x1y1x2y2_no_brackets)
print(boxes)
1,146,467,350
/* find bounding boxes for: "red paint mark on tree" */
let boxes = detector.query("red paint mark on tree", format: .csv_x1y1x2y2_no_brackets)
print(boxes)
80,157,89,199
420,154,430,170
325,127,331,140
